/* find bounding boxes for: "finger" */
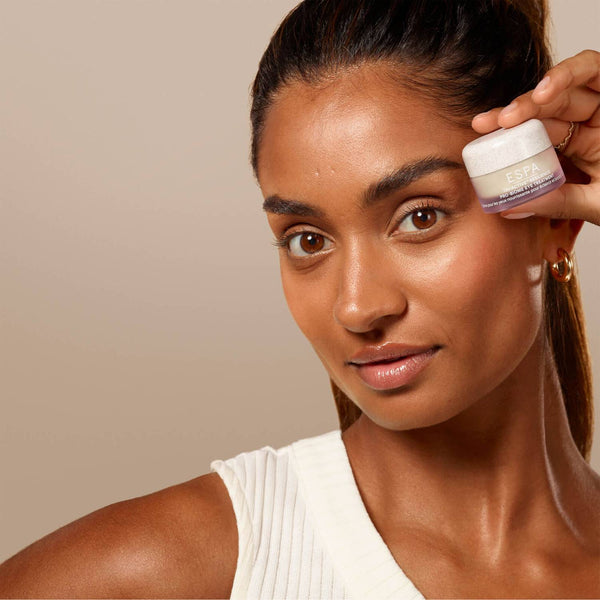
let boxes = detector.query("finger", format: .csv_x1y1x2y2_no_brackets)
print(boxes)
497,86,600,129
472,87,599,133
544,118,577,150
499,182,600,226
559,121,600,167
471,116,577,157
531,50,600,105
473,114,575,144
560,153,593,185
586,101,600,128
471,108,504,133
472,50,600,131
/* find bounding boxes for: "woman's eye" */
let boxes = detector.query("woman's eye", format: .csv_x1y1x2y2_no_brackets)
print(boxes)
396,208,443,233
287,232,332,257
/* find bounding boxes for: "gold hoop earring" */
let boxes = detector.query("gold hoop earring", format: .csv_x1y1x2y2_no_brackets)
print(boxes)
550,248,573,283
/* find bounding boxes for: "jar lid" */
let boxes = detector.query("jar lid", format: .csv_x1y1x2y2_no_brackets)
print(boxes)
462,119,553,178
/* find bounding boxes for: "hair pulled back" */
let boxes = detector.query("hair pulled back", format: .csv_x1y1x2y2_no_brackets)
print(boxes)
250,0,594,461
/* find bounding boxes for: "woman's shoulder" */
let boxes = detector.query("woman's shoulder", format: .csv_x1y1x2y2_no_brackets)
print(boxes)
0,472,238,599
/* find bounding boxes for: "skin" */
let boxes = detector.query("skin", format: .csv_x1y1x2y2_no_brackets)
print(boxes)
474,50,600,223
0,472,238,598
0,52,598,600
258,63,600,597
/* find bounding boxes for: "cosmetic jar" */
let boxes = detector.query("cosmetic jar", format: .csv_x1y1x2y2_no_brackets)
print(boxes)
462,119,565,213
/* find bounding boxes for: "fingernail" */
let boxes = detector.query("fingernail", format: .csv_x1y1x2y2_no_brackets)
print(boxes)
500,102,518,117
473,110,489,120
502,212,536,219
535,76,551,93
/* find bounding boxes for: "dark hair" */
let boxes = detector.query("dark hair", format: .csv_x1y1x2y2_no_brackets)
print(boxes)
250,0,594,461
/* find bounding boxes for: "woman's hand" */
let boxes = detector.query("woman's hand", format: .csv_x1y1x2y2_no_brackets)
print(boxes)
471,50,600,226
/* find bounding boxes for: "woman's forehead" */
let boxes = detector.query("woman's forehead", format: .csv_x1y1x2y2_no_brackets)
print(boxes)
258,66,472,192
263,66,433,143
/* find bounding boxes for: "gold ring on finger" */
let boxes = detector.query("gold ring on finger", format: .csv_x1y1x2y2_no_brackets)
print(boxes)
554,121,576,154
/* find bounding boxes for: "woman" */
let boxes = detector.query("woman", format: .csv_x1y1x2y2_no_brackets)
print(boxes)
1,0,598,598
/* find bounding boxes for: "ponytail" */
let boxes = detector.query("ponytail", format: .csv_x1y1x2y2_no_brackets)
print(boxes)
545,266,594,460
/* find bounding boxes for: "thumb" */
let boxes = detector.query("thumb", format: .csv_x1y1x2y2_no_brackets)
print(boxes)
500,183,600,226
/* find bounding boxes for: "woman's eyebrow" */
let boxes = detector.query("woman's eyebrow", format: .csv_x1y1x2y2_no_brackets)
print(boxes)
362,156,462,207
262,156,462,216
262,196,324,218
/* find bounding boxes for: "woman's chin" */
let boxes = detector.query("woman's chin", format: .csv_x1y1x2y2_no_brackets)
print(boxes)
344,383,474,433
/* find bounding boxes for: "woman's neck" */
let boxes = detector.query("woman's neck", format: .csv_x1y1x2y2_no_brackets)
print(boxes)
341,332,599,565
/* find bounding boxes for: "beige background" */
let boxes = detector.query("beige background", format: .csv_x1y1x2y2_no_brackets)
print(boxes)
1,0,599,562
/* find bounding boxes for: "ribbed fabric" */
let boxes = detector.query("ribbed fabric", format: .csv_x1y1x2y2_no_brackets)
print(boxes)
210,429,425,600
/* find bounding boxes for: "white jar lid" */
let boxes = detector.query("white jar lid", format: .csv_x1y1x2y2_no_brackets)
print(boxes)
462,118,553,178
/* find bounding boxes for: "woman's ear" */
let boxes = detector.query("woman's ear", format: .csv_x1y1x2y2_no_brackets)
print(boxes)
542,218,585,264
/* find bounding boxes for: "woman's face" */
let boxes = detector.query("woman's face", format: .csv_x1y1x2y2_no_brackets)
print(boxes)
258,65,547,431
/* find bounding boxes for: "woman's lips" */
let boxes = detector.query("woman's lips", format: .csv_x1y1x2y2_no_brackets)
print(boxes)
349,346,440,391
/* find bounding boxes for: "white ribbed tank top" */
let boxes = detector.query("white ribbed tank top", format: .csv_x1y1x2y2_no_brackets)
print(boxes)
210,429,425,600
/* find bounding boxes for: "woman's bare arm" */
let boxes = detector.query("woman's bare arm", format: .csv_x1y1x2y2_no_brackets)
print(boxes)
0,472,238,599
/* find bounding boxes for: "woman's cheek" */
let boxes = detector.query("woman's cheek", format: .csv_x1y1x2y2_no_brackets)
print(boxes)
280,259,337,342
416,225,543,380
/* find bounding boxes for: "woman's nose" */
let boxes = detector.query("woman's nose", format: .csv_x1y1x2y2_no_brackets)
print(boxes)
333,245,408,334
